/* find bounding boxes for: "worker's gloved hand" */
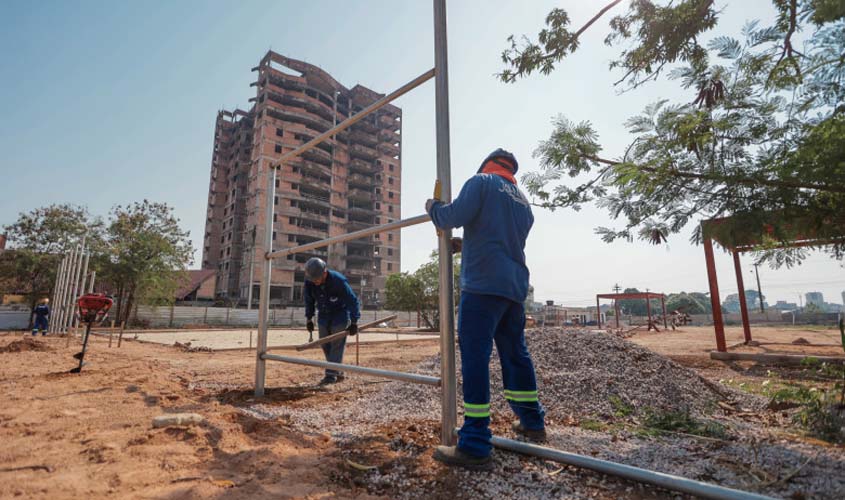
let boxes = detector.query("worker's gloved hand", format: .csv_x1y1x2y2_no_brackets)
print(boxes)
425,199,439,214
306,320,314,333
348,322,358,336
450,237,463,254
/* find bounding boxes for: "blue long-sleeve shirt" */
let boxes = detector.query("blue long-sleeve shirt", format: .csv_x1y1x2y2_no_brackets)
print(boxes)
32,304,50,320
428,173,533,303
304,269,361,325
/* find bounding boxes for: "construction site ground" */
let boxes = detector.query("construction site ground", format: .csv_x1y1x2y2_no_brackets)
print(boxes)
1,324,843,499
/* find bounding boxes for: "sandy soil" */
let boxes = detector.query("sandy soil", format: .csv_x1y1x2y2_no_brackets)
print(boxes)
1,324,842,499
0,331,439,499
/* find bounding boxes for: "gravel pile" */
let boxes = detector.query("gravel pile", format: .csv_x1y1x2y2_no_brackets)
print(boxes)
0,337,51,353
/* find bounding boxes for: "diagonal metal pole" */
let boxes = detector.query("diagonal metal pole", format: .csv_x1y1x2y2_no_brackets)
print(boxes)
254,166,277,397
434,0,457,447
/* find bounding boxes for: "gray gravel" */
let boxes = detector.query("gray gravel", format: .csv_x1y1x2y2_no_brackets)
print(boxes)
242,328,845,499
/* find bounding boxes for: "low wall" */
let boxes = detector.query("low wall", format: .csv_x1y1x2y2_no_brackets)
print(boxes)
134,305,420,329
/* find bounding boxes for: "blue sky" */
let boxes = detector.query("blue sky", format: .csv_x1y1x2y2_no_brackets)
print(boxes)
1,0,842,307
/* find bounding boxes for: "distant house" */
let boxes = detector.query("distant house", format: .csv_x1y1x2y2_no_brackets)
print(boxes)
175,270,217,304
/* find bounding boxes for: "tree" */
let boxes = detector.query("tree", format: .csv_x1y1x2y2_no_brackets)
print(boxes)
1,204,102,308
500,1,845,267
384,250,461,330
665,291,708,314
99,200,192,324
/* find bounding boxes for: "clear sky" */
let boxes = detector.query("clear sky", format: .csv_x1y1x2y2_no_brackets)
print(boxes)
1,0,842,307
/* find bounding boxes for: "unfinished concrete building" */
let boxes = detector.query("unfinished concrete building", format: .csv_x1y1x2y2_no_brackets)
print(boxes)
202,51,402,307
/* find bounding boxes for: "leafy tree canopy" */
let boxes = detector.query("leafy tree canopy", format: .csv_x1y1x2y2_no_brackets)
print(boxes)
501,0,845,267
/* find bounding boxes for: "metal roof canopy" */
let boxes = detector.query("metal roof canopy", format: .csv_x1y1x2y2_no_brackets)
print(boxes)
596,292,667,330
701,215,845,352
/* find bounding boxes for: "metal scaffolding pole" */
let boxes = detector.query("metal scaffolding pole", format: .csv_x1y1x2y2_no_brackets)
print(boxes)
434,0,457,447
49,256,67,334
64,238,86,334
262,354,441,386
71,251,90,331
56,245,78,335
88,270,96,293
254,166,276,397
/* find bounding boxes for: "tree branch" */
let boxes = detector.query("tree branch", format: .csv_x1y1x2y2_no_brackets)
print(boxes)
585,155,845,194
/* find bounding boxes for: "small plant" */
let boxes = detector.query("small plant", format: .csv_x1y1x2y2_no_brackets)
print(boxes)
640,410,728,440
580,419,608,432
609,395,633,418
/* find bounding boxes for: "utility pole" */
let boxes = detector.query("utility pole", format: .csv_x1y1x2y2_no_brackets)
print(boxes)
752,264,764,313
612,283,621,294
247,226,256,310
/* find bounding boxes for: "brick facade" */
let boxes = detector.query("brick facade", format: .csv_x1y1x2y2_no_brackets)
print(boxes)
202,52,401,307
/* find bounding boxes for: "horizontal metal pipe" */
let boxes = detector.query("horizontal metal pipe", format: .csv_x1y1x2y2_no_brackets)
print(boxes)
274,68,434,167
489,436,774,500
267,214,431,259
262,353,440,386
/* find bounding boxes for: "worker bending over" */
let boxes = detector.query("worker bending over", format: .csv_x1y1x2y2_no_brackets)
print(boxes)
303,257,361,386
427,148,546,470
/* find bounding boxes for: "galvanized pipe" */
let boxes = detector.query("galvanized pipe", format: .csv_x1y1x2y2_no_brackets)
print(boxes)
434,0,458,447
71,251,90,330
65,238,86,333
489,436,774,500
254,166,276,397
49,257,67,333
273,69,434,169
262,353,441,386
56,245,78,334
53,252,70,334
267,214,431,259
88,270,96,293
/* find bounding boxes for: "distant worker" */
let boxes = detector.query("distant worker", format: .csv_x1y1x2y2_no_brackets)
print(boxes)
31,298,50,336
303,257,361,386
426,148,545,470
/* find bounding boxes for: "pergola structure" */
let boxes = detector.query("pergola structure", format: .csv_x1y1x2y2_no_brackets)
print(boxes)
702,215,845,353
596,292,667,331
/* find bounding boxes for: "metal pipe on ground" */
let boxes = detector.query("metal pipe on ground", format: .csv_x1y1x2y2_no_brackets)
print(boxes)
489,436,775,500
295,315,398,351
261,353,441,386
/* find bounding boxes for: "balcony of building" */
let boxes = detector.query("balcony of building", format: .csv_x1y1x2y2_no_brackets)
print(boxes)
348,172,376,189
348,200,377,216
348,160,380,176
348,187,373,203
299,184,331,204
351,119,378,135
265,106,331,135
264,73,307,94
302,148,332,167
349,130,378,148
298,160,332,178
345,220,372,232
349,144,379,161
378,141,400,157
378,129,399,142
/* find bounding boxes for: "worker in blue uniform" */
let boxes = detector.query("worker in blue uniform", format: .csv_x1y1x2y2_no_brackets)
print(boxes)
303,257,361,385
426,148,546,470
31,298,50,336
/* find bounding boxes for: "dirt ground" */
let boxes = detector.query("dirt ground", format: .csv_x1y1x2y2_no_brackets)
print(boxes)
1,324,842,499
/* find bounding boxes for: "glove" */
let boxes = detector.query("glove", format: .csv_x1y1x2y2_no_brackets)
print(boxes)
306,320,314,333
450,237,463,254
348,322,358,336
425,199,439,214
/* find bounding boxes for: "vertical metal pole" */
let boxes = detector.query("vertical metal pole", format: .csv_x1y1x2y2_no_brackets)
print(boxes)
434,0,457,447
65,238,86,334
247,228,256,310
71,251,90,330
753,264,764,313
733,251,752,344
58,245,78,334
88,271,96,293
596,297,601,328
703,232,726,352
53,254,69,334
49,257,67,334
614,301,620,329
646,296,652,331
255,165,276,397
661,296,668,329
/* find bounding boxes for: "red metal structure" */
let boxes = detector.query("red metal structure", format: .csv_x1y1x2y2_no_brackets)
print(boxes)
596,292,667,331
701,216,845,352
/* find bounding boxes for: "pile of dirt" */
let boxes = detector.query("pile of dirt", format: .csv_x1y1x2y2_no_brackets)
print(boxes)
0,337,51,353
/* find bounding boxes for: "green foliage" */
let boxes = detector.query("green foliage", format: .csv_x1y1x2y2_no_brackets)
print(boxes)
502,1,845,268
769,384,844,442
640,409,728,439
614,287,662,316
579,419,609,432
1,204,102,308
99,200,193,323
665,291,710,314
609,395,634,417
383,250,460,329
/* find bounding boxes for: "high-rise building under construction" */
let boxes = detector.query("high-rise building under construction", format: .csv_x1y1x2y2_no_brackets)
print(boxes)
202,51,402,307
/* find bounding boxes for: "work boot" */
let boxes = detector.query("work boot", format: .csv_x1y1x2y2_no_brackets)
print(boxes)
432,446,493,471
335,374,346,383
317,375,337,386
512,421,547,443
